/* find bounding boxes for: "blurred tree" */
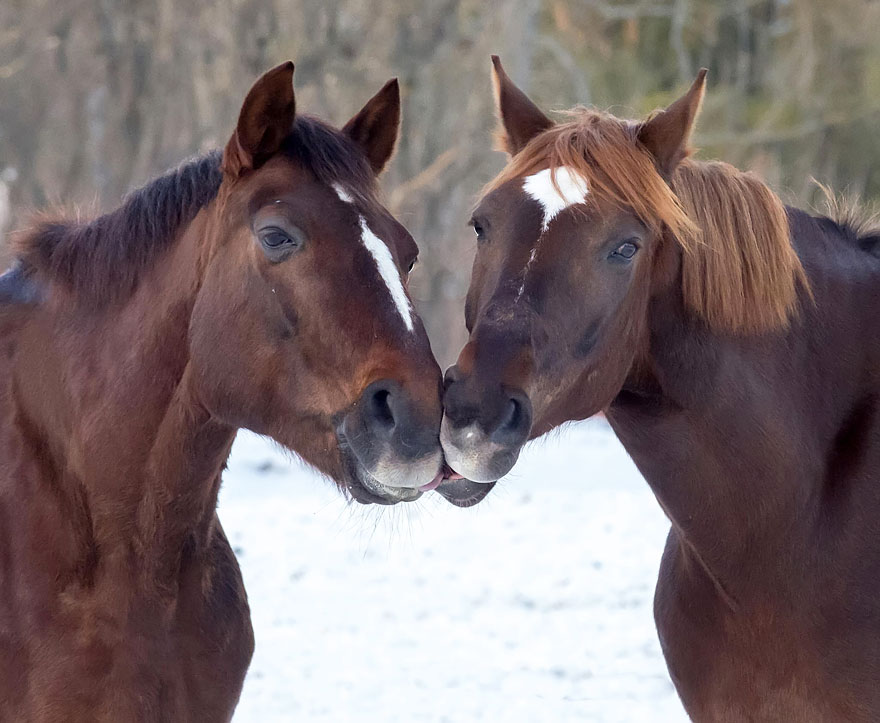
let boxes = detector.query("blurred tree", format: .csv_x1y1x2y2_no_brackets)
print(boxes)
1,0,878,363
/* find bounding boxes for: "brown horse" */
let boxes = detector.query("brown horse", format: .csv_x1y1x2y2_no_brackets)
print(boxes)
442,56,880,720
0,62,459,722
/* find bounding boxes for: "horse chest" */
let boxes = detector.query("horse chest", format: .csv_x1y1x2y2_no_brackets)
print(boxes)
0,519,253,722
654,530,878,722
168,522,256,721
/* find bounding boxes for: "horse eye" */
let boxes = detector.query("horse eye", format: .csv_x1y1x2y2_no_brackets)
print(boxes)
257,225,304,261
610,240,639,261
407,258,418,274
471,220,486,241
261,230,292,248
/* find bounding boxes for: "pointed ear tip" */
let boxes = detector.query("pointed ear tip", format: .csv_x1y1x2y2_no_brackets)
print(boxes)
272,60,295,76
376,78,400,108
696,68,708,84
258,61,294,90
491,55,503,72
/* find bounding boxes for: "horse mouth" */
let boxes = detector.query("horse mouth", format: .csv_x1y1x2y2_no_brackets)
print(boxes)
422,463,496,508
337,437,494,507
336,428,427,505
345,461,495,507
346,465,424,505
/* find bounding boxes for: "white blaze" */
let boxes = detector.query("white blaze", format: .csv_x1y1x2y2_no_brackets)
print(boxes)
332,183,414,332
357,218,414,332
522,166,589,232
514,167,590,302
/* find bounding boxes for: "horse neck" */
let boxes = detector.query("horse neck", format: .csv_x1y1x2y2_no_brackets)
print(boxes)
606,219,880,593
13,206,235,588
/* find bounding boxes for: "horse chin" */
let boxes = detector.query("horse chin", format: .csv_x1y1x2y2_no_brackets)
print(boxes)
428,465,496,508
345,462,424,506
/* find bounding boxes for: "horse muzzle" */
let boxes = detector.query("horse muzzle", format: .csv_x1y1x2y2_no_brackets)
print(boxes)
440,365,533,482
340,378,443,504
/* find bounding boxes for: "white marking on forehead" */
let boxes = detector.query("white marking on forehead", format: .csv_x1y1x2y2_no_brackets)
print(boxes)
332,182,355,204
522,166,589,232
358,217,414,332
331,181,414,333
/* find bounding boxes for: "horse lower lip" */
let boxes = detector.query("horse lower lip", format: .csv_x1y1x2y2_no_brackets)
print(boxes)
435,477,496,508
356,469,421,503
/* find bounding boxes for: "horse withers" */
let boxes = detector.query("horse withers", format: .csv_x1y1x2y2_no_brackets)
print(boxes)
442,56,880,719
0,62,453,721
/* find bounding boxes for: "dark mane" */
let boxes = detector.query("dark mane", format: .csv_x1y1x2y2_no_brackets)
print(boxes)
812,181,880,256
14,115,376,306
16,151,224,305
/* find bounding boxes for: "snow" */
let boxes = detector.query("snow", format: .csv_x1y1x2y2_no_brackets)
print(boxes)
218,418,688,722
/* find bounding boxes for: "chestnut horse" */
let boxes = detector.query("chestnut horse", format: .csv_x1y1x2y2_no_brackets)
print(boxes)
442,57,880,720
0,62,457,721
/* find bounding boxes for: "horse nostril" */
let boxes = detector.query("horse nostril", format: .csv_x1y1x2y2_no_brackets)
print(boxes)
360,380,401,439
492,390,532,445
368,388,395,430
500,398,521,433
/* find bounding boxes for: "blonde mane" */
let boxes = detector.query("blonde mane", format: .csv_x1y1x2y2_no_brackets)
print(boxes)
484,109,808,334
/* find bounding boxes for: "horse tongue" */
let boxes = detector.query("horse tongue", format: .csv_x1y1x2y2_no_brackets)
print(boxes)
419,473,444,492
418,466,465,492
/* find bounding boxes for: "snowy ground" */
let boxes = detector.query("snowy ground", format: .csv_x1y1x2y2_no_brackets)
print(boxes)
218,419,688,722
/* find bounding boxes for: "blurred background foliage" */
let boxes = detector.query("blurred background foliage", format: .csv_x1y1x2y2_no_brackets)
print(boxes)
1,0,878,363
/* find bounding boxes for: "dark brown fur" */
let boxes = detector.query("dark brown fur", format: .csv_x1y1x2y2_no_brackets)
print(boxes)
0,62,444,721
443,58,880,720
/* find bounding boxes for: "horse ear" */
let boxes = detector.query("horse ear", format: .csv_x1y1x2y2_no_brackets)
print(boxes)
343,78,400,175
638,69,707,176
491,55,553,156
223,61,296,177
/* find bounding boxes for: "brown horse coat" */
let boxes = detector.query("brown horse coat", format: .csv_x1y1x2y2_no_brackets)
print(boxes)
442,57,880,720
0,63,446,721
